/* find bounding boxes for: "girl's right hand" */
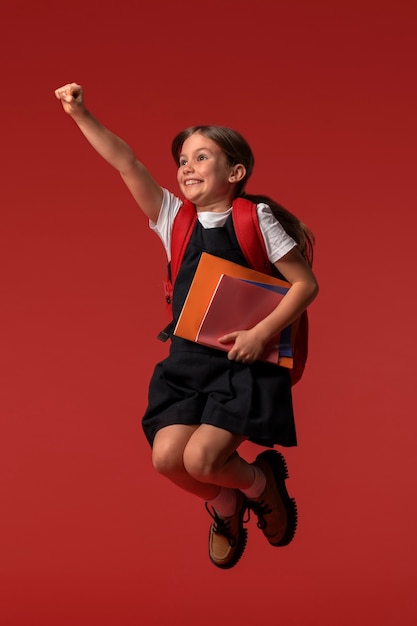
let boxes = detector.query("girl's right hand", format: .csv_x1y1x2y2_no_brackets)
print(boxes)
54,83,85,117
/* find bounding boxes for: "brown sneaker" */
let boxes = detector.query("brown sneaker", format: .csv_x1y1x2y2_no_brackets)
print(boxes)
248,450,297,547
205,490,248,569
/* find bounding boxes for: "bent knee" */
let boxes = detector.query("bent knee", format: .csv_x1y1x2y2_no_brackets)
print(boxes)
183,445,220,482
152,443,184,477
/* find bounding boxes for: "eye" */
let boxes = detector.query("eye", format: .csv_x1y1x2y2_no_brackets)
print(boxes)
179,158,187,167
197,154,207,161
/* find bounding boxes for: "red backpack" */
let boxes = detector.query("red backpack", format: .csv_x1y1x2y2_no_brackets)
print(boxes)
162,197,309,386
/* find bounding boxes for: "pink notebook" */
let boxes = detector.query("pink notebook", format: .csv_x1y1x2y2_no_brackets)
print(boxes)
196,274,286,364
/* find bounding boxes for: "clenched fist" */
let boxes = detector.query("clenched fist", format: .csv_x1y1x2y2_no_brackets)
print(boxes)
55,82,85,117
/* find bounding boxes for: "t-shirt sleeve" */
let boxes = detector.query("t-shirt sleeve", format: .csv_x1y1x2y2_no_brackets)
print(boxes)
256,203,297,264
149,188,183,261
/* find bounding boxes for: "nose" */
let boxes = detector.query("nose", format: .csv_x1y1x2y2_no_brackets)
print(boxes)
183,161,194,173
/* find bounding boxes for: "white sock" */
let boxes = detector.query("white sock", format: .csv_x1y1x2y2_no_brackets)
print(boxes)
240,465,266,499
207,487,237,518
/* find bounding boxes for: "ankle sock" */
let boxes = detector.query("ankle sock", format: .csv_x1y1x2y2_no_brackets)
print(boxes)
207,487,237,518
241,465,266,499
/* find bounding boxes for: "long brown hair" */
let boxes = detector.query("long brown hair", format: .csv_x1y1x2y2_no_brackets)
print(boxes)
171,125,315,266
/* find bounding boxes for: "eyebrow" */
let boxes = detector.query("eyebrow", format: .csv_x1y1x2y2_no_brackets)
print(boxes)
178,146,215,159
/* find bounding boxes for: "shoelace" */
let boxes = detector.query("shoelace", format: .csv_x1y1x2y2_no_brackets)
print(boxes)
247,499,272,530
205,504,237,547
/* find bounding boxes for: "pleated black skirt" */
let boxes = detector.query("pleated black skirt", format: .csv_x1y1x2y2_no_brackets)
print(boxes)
142,337,297,449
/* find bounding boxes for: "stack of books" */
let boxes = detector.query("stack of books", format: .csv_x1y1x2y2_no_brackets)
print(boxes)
174,253,297,367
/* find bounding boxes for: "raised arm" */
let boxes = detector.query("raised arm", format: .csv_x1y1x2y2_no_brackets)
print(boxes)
55,83,163,223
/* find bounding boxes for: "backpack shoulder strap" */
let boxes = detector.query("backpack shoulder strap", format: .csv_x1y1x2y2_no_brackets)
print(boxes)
159,199,197,340
170,199,197,285
232,198,271,274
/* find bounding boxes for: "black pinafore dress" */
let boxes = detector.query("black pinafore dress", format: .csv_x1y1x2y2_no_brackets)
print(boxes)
141,214,296,449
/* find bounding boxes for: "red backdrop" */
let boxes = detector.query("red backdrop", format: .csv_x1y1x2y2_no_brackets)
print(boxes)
1,1,416,624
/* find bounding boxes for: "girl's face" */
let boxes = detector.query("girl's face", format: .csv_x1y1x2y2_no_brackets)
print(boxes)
176,132,238,211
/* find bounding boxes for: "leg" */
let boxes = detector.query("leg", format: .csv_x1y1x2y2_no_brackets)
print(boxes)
182,424,254,570
153,423,248,568
182,423,255,490
183,425,297,551
152,424,220,501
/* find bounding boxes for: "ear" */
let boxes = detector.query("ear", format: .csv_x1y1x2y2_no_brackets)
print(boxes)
228,164,246,183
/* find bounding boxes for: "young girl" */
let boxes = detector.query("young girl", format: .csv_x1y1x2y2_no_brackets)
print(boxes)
55,83,319,569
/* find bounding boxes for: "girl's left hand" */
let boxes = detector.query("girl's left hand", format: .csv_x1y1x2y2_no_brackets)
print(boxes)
218,329,265,364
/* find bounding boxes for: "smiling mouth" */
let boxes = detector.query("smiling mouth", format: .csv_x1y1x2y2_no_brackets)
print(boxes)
184,179,203,186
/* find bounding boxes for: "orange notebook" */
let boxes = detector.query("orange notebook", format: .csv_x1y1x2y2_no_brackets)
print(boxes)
174,253,296,367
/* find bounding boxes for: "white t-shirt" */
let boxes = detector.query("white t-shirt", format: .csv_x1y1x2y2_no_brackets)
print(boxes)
150,188,296,264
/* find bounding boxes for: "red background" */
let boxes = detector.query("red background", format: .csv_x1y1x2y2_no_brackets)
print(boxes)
1,1,416,624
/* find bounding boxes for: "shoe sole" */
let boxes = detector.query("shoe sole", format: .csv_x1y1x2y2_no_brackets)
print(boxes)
208,503,248,570
255,450,298,547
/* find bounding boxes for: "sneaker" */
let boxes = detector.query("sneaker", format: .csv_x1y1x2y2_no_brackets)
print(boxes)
206,490,248,569
248,450,297,547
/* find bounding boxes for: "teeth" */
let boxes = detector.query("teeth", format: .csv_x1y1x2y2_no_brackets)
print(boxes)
185,180,201,186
